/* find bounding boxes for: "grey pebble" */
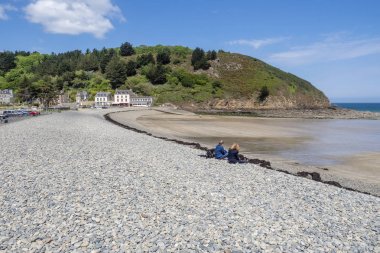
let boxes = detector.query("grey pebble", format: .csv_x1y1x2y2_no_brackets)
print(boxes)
0,109,378,252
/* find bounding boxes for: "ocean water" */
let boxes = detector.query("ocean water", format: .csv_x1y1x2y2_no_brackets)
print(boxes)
191,118,380,167
275,119,380,166
334,103,380,112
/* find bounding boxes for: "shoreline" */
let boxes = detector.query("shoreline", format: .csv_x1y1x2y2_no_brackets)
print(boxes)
190,107,380,120
105,109,379,197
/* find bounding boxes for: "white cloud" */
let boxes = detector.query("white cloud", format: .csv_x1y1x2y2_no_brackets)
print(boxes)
25,0,125,38
269,35,380,66
228,37,288,49
0,4,17,20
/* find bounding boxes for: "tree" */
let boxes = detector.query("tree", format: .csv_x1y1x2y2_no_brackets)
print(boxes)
125,61,137,76
120,42,135,56
122,76,152,96
0,51,16,74
79,54,99,72
145,64,167,85
258,86,269,102
33,76,59,108
136,53,155,68
207,50,217,60
191,47,211,70
105,56,128,89
71,70,90,89
156,48,171,65
17,76,33,103
15,51,31,57
88,73,112,96
57,60,74,75
191,48,205,66
5,53,44,89
193,58,210,70
99,48,116,73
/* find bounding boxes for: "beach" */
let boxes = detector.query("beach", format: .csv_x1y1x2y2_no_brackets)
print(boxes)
0,109,379,252
109,108,380,196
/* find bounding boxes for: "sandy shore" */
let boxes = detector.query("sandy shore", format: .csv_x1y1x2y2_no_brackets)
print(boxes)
109,108,380,196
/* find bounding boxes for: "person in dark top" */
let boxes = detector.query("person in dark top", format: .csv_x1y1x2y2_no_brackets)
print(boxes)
214,140,228,159
227,143,246,164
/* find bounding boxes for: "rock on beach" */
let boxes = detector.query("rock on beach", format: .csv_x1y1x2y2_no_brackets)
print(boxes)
0,109,379,252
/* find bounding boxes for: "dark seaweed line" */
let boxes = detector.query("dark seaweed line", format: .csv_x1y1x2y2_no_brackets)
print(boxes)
104,111,375,197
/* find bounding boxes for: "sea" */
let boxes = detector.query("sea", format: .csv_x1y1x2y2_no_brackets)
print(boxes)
243,103,380,167
276,119,380,167
333,103,380,112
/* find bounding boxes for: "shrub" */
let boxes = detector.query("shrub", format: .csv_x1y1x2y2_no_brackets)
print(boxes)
156,48,171,65
258,85,269,102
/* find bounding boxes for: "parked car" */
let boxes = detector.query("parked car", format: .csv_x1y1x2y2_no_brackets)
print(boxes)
29,110,40,116
3,110,16,117
0,114,8,123
18,109,30,116
14,109,28,116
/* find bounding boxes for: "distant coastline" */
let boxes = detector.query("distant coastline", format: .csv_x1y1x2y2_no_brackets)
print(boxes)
189,106,380,120
333,103,380,113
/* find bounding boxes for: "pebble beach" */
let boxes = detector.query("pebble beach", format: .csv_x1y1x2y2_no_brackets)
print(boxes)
0,109,379,252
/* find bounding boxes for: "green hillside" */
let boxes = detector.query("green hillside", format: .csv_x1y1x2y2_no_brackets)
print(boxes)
0,44,329,109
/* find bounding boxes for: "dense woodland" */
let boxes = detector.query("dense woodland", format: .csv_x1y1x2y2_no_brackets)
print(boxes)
0,43,220,107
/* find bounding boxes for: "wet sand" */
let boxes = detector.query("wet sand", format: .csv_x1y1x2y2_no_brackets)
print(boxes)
109,108,380,195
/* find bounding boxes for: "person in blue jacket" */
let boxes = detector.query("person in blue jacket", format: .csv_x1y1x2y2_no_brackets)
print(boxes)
214,140,228,159
227,143,247,164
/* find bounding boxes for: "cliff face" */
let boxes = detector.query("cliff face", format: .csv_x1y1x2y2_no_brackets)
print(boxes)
192,52,330,109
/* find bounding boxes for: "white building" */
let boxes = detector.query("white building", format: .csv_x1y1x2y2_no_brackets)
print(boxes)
95,92,112,107
130,96,153,107
76,91,89,104
112,89,153,107
0,89,14,104
113,90,132,106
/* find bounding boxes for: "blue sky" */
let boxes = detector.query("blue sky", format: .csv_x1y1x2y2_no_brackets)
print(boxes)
0,0,379,102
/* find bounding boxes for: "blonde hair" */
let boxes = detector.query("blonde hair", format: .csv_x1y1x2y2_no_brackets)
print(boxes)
230,143,240,151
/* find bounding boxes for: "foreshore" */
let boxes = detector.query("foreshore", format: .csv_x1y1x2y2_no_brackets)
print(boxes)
0,109,379,252
108,107,380,196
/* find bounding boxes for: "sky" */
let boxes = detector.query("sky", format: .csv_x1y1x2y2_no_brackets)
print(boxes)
0,0,379,102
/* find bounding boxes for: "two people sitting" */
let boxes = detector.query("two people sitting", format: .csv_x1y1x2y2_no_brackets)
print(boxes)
215,140,247,164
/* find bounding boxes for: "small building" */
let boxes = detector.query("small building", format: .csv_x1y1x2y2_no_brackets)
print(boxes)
95,92,112,107
57,90,70,105
113,90,133,106
0,89,14,104
76,91,89,104
130,96,153,107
